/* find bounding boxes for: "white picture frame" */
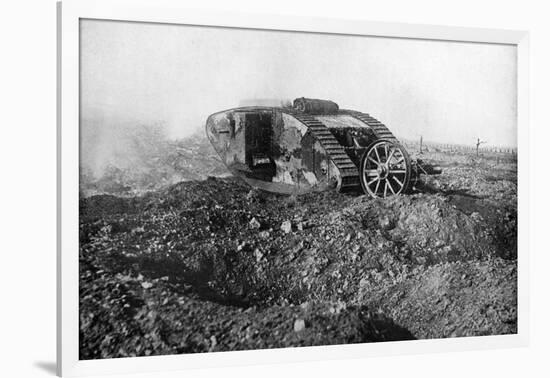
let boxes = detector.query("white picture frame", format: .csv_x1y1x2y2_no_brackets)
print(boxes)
57,0,530,376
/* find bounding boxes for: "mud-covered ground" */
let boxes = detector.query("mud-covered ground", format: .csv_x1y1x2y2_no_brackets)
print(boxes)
79,149,517,359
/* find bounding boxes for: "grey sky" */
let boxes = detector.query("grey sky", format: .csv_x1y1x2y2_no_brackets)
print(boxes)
80,19,517,147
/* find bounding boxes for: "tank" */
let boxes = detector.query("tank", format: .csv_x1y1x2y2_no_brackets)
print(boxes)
205,97,441,198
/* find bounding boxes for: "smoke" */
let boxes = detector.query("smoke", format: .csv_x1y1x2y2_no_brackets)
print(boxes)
79,115,227,196
80,115,168,177
81,20,517,148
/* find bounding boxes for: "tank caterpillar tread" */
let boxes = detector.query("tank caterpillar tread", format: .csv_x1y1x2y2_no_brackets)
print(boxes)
344,111,398,142
292,113,360,191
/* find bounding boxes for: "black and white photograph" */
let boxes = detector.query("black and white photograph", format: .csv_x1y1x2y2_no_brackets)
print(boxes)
13,0,550,377
78,18,518,360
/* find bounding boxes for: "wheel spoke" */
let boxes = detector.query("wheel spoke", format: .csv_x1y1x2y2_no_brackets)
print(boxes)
367,177,379,186
392,175,404,188
383,180,388,197
365,169,378,177
368,157,380,166
387,180,396,195
374,179,381,194
374,146,381,163
389,169,407,174
387,147,395,164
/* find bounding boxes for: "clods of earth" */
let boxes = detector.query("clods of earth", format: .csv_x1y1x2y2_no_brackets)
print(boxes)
79,150,517,359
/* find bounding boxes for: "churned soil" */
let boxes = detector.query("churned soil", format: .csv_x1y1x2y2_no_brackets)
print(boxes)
79,150,517,359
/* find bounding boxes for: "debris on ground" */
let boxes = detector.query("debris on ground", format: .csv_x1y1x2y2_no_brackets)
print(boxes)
79,148,517,359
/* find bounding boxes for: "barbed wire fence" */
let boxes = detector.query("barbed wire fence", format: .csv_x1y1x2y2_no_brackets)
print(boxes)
400,138,517,156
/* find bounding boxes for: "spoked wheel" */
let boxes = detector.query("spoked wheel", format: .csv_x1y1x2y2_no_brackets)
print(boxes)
359,139,412,198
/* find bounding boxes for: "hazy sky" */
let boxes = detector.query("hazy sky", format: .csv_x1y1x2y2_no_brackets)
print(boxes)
80,19,517,147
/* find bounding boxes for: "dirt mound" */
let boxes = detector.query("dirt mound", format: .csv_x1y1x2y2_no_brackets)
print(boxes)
360,259,517,338
79,160,517,359
80,259,414,359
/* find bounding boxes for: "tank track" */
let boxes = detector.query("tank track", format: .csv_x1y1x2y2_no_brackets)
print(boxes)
346,111,399,142
346,110,418,191
292,113,360,191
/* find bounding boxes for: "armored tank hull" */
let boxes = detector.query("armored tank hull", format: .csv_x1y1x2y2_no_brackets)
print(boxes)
205,98,440,198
